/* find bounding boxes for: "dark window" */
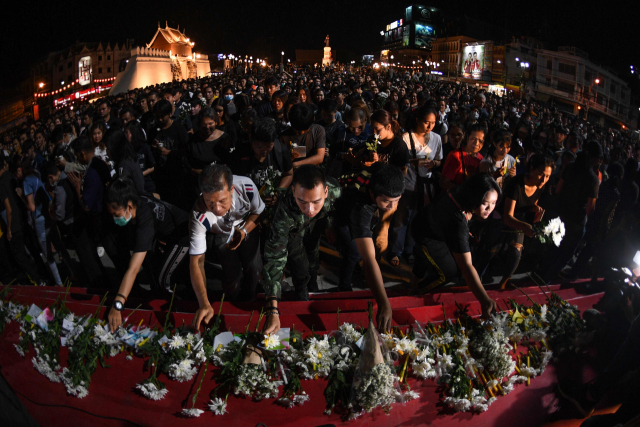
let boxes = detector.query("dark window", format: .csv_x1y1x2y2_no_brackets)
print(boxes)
546,60,551,70
610,85,616,95
107,55,111,60
58,66,63,72
585,71,592,82
67,62,72,69
98,67,103,74
68,75,72,84
621,91,626,100
107,67,111,73
558,63,576,76
98,55,102,61
557,80,574,94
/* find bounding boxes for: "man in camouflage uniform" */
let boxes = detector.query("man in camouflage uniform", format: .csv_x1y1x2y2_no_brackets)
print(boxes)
262,165,340,332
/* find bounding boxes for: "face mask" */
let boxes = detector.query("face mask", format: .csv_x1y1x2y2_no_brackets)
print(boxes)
471,112,479,120
113,209,132,226
511,107,517,113
224,95,233,102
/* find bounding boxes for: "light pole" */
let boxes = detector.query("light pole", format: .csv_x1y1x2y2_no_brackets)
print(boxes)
520,62,529,99
586,78,600,121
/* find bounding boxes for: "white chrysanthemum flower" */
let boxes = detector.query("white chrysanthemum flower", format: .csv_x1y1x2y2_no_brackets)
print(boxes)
339,323,362,344
182,408,204,418
168,334,186,349
263,334,281,349
14,344,25,357
208,397,227,415
293,392,310,405
540,305,548,322
444,396,472,412
403,390,420,401
136,382,169,400
394,337,417,357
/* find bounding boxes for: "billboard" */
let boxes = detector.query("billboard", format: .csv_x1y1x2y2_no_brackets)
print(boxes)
79,56,91,86
461,45,484,79
414,23,435,50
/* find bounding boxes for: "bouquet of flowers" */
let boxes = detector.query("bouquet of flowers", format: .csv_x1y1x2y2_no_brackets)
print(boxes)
177,102,191,126
349,302,401,418
534,217,565,247
59,296,122,399
254,166,283,199
323,322,361,416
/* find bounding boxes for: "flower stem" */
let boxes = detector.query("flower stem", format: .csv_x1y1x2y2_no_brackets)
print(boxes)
163,284,178,332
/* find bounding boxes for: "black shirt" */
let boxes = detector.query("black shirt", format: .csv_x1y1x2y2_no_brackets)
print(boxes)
0,172,23,233
502,175,543,225
230,138,292,186
334,170,379,240
117,159,146,195
136,143,156,187
556,163,599,225
141,195,189,241
151,120,189,166
376,136,410,170
412,189,470,254
186,132,231,171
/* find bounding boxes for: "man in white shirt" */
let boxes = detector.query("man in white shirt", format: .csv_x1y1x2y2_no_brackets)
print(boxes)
189,164,264,330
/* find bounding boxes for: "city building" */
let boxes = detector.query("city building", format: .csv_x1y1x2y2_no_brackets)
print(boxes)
32,40,133,93
535,46,633,129
379,5,440,66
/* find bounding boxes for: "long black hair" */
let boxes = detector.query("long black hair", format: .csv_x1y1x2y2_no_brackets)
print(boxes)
125,120,146,153
456,172,502,212
105,128,136,164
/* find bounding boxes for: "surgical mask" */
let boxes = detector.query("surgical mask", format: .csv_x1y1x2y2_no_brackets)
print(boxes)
113,209,132,226
471,111,479,120
224,95,233,102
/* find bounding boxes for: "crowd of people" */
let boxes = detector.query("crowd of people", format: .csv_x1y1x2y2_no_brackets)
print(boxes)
1,66,640,337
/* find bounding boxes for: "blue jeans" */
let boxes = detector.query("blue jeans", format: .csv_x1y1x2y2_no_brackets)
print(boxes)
390,191,417,257
34,215,62,285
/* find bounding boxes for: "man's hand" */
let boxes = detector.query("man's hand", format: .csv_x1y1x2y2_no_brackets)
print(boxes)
67,172,82,192
227,228,246,250
508,164,517,177
159,147,171,156
523,223,535,238
263,193,278,207
262,313,280,335
376,300,393,333
108,307,122,333
14,187,23,197
192,303,215,330
480,297,498,319
57,157,67,167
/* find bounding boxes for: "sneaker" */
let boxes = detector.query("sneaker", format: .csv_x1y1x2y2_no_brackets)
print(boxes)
557,380,597,417
97,246,105,257
38,280,48,287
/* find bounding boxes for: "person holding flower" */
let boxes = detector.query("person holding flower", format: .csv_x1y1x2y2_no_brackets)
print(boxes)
410,173,500,318
440,123,486,190
479,129,516,189
486,154,555,289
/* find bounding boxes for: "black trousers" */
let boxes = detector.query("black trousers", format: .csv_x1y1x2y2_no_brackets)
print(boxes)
412,237,459,293
6,230,42,284
212,231,262,301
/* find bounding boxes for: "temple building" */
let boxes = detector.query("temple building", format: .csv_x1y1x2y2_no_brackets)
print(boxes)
110,23,210,95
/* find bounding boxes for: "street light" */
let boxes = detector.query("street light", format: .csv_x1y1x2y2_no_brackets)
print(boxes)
515,57,519,61
595,78,600,84
39,82,44,88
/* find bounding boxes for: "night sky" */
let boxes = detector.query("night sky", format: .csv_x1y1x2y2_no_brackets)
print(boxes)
2,0,637,89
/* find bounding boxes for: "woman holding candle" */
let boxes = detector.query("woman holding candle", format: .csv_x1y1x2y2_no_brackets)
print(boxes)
389,106,442,266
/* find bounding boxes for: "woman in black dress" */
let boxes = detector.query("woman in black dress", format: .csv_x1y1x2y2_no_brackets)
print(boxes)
411,173,501,318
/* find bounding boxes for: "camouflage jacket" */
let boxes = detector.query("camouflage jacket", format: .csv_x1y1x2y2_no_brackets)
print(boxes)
262,177,341,298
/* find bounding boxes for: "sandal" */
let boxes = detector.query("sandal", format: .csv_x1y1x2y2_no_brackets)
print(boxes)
389,255,401,267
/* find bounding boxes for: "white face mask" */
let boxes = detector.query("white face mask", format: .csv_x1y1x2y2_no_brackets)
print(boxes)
471,112,479,120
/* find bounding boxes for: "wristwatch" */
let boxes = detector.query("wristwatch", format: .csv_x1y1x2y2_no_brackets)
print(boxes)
237,225,249,236
113,300,124,312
